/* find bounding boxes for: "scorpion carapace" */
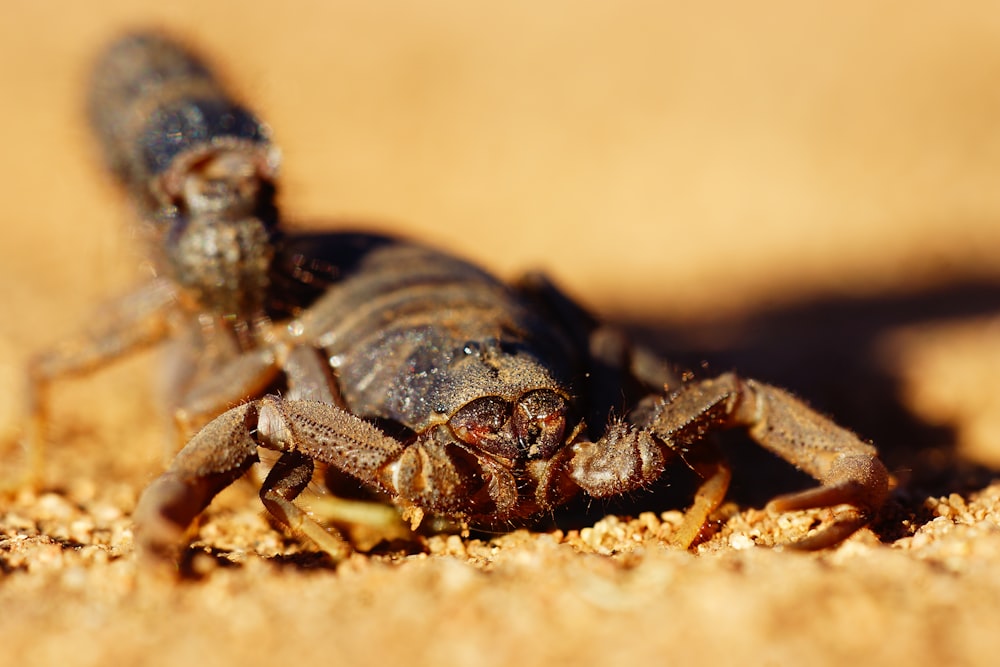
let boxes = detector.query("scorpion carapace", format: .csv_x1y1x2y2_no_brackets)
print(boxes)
19,30,890,566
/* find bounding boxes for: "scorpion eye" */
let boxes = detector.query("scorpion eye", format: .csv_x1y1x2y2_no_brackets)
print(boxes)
513,389,567,460
449,396,518,459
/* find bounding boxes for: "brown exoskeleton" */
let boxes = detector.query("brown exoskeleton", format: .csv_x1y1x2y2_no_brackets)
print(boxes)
21,32,889,564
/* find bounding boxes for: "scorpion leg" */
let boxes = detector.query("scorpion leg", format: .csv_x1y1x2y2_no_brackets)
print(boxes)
134,389,501,562
665,444,733,549
132,399,343,563
171,346,281,448
250,398,489,526
569,371,888,549
132,403,260,563
274,346,412,550
133,393,407,562
258,450,352,561
649,372,889,549
4,279,176,493
252,346,354,560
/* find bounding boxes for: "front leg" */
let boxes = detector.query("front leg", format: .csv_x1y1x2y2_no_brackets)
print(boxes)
133,395,507,563
133,396,403,563
132,403,261,563
570,372,889,549
258,450,354,561
657,372,889,548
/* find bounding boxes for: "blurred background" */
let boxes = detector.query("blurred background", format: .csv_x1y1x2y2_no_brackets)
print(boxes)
3,1,1000,481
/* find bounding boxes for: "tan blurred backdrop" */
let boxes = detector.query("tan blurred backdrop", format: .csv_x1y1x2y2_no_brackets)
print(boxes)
5,1,1000,323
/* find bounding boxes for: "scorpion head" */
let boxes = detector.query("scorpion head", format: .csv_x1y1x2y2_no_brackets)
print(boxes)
448,388,569,462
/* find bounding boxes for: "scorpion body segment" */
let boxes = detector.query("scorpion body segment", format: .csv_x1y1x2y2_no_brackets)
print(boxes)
20,31,890,565
285,238,578,433
88,31,280,328
87,31,274,212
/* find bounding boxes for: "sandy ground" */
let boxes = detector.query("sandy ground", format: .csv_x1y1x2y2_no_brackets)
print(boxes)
3,2,1000,666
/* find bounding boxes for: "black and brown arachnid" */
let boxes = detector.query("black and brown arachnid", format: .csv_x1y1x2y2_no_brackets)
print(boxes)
16,31,889,564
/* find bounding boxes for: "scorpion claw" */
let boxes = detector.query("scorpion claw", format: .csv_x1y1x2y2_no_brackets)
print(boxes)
778,454,890,514
763,457,889,549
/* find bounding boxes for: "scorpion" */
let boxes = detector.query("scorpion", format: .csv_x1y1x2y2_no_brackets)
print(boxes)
19,31,889,564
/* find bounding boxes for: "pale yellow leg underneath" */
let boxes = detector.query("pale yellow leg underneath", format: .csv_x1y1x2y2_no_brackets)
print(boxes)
668,460,732,549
